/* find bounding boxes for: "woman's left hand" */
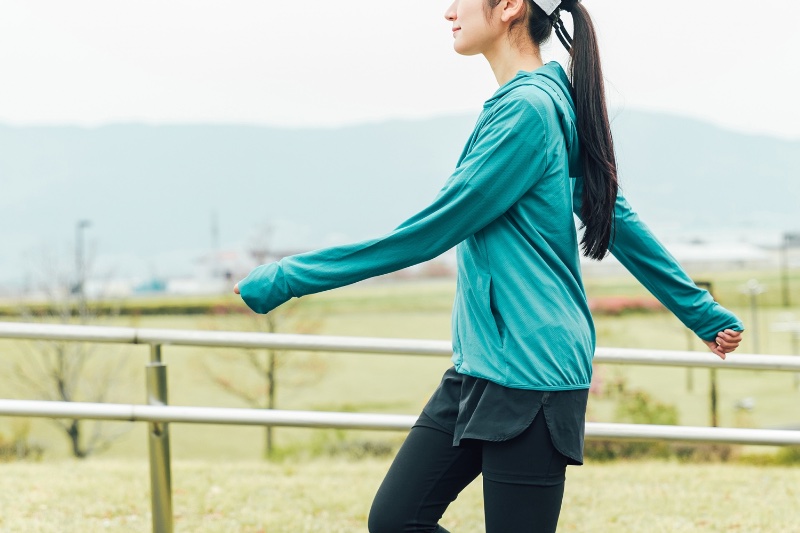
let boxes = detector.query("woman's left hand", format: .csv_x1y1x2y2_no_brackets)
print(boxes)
704,329,743,360
233,283,240,295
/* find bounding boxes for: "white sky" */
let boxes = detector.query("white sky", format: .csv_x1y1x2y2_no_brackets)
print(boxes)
1,0,799,139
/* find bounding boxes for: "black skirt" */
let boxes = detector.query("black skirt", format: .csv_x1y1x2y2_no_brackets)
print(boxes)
415,366,589,465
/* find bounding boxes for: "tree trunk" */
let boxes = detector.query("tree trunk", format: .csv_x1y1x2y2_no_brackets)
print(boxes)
265,350,277,459
68,420,88,459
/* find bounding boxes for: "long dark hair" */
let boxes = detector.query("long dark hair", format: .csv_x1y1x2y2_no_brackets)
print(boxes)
489,0,618,260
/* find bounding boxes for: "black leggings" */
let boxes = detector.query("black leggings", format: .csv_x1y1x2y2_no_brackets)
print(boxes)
368,411,568,533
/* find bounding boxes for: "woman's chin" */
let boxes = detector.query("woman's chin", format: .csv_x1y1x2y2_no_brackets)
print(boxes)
453,42,480,57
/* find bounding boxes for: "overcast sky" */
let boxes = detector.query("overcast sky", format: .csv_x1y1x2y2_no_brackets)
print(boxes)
1,0,799,139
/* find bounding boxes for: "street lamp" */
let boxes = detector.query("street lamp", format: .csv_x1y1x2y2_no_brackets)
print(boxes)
740,279,765,354
695,281,719,427
75,220,92,307
780,231,800,307
772,315,800,390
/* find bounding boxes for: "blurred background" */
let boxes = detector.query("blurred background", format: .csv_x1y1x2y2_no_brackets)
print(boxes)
1,0,799,294
0,2,799,530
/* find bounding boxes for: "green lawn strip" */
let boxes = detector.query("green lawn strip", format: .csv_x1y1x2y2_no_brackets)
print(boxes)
0,459,797,532
2,266,797,316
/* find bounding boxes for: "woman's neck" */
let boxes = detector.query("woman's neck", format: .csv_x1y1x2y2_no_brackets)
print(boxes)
483,38,544,86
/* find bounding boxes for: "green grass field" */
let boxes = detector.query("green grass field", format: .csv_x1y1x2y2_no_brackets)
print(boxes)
0,458,798,532
1,272,799,531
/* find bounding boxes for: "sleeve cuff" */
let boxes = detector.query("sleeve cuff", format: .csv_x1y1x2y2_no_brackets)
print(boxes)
690,303,745,342
237,262,294,314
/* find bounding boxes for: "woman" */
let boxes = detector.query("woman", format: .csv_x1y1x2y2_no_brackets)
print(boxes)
235,0,744,531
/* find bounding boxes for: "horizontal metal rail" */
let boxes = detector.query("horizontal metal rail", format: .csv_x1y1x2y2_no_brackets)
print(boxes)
0,399,418,430
1,322,799,371
1,399,798,446
2,320,799,533
592,347,800,371
586,422,800,446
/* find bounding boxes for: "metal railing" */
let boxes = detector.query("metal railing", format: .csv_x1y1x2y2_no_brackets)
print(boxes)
1,321,800,533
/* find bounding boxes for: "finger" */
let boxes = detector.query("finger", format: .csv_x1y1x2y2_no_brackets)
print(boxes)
719,340,740,353
725,331,742,342
234,284,240,295
716,337,739,350
705,341,725,358
716,344,727,359
720,330,742,341
718,331,742,343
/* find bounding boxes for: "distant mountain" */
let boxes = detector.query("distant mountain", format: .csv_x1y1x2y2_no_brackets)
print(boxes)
609,111,799,238
1,111,797,286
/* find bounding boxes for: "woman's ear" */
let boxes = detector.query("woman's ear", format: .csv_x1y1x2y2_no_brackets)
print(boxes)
499,0,527,23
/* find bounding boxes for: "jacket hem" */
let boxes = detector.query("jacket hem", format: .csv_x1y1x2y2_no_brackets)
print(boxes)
454,365,590,391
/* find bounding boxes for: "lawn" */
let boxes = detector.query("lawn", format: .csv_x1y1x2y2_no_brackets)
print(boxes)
0,272,799,531
0,458,797,532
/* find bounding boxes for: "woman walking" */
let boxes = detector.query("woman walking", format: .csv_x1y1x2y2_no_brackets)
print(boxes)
235,1,744,530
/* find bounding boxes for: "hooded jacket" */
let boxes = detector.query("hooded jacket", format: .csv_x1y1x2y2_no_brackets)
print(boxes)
238,61,743,390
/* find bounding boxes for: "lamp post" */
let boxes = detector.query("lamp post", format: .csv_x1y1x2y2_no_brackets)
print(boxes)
695,281,718,427
781,232,800,308
740,279,765,354
772,316,800,390
75,220,92,315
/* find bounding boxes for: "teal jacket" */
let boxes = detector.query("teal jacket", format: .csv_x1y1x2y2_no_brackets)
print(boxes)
238,61,743,390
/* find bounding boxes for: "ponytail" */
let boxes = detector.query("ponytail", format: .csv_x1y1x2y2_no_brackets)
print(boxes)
563,2,618,260
511,0,619,260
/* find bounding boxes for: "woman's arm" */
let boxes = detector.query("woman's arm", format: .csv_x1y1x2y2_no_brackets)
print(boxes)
572,176,744,356
237,97,549,314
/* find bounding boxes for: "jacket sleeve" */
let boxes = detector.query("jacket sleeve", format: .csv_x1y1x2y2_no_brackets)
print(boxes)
572,177,744,341
239,97,550,314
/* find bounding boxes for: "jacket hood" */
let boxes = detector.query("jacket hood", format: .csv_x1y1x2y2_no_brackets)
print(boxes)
485,61,582,177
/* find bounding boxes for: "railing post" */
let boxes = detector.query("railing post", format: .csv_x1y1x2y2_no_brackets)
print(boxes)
147,344,173,533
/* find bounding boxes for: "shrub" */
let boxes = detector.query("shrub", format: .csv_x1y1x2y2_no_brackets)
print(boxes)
738,446,800,466
0,422,45,462
614,389,679,426
586,377,744,463
775,445,800,465
672,442,737,463
586,387,678,461
323,439,395,460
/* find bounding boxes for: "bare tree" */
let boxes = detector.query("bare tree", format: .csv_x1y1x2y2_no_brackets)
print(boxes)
9,244,131,458
199,222,327,457
202,298,325,459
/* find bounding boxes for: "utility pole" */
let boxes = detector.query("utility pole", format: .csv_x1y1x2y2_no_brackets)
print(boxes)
772,317,800,390
75,219,92,317
741,279,766,354
248,223,274,266
780,232,800,308
211,210,220,280
696,281,718,427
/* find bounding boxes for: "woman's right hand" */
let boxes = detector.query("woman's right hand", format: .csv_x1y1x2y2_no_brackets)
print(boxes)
704,329,743,360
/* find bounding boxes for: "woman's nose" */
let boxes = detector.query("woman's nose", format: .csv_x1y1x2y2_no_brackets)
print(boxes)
444,1,457,22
